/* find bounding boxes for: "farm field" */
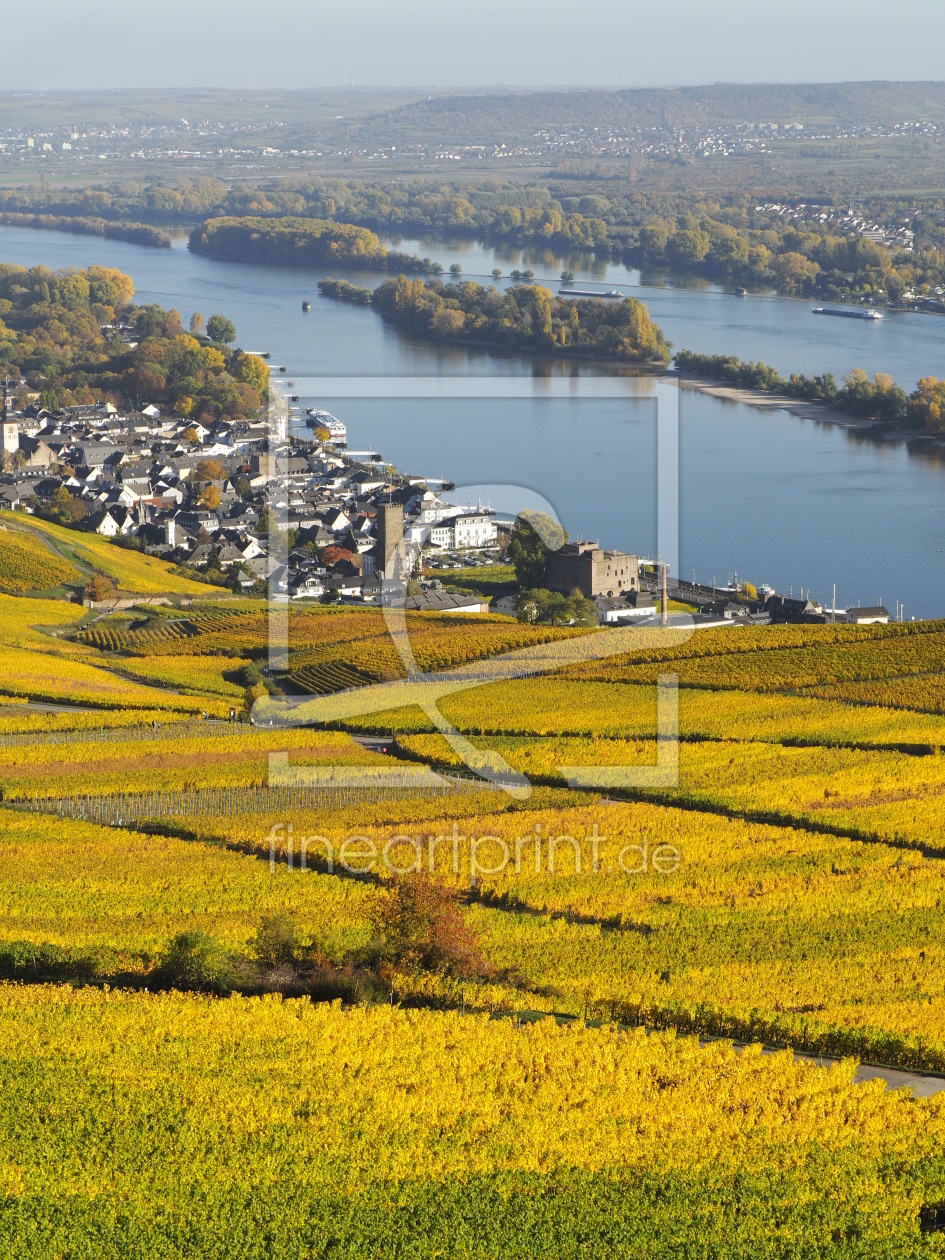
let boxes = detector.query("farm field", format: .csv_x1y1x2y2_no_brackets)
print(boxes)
2,565,945,1253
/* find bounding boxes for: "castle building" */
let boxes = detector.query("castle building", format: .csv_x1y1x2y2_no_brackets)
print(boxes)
544,541,640,599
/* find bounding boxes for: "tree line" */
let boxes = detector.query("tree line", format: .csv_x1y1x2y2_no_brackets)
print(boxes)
9,174,945,307
675,349,945,431
321,274,670,363
0,211,170,248
189,215,440,274
0,263,266,423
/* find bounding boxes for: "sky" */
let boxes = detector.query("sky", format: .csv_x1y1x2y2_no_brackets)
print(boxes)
7,0,945,90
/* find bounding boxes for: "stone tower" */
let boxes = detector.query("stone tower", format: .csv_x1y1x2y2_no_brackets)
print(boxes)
374,503,404,580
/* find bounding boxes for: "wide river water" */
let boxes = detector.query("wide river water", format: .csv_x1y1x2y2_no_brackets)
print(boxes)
2,224,945,617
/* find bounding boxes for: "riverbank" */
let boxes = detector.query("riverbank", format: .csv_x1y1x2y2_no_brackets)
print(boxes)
674,371,945,447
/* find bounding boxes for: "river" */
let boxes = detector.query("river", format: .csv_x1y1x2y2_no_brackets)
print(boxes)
2,224,944,617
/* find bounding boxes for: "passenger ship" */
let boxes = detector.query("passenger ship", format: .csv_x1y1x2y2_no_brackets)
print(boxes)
305,409,347,443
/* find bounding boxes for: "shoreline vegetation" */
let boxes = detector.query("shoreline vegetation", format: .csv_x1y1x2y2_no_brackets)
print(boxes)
0,262,268,424
317,279,945,436
3,173,945,309
318,275,671,364
673,350,945,435
0,211,170,248
188,215,441,274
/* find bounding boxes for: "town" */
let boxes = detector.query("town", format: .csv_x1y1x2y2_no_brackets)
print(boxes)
0,372,893,630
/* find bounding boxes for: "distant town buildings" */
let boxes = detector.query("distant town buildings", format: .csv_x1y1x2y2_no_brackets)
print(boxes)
0,388,509,605
0,386,894,629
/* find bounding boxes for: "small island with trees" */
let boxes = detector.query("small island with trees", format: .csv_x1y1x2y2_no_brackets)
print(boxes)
189,216,440,275
318,274,671,364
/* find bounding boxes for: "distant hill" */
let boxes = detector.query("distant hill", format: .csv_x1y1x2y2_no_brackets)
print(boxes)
301,82,945,148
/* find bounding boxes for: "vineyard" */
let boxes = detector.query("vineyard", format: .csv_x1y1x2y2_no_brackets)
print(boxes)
0,988,943,1257
0,645,229,714
76,619,201,653
291,659,380,694
0,527,79,593
0,725,387,799
336,677,945,749
3,573,945,1251
15,516,210,595
0,810,375,959
563,620,945,711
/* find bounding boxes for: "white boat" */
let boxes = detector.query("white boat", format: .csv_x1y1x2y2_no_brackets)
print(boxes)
305,408,347,443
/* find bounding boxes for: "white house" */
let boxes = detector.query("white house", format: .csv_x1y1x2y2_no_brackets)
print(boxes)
453,512,497,549
428,511,498,550
846,606,890,625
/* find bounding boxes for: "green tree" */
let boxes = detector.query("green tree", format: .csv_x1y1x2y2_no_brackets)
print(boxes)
515,587,597,626
52,484,86,524
508,511,567,588
252,914,298,968
158,931,236,995
206,314,236,344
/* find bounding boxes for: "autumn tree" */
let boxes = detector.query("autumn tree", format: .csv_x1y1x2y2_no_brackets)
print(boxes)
369,876,486,979
231,349,269,394
85,574,116,602
320,545,355,568
196,458,226,482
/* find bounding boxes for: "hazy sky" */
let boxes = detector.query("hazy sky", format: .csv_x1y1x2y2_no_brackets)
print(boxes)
8,0,945,91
